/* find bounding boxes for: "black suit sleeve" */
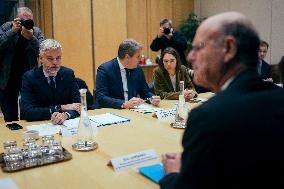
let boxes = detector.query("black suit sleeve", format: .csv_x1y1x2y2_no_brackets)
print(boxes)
20,73,54,121
159,108,220,189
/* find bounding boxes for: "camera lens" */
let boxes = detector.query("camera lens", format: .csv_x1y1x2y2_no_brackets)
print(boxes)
163,28,171,35
20,19,34,30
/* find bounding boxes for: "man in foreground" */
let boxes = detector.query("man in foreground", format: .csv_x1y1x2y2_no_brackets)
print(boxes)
160,12,284,189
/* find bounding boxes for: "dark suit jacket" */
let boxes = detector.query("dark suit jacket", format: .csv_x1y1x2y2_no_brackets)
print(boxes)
20,66,80,121
160,69,284,189
75,77,94,110
153,65,195,99
260,60,271,79
0,21,45,90
95,58,153,108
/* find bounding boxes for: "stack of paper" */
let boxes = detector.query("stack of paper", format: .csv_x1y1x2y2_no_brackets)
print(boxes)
130,104,163,114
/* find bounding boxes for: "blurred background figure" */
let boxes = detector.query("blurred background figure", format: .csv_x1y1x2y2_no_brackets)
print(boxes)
150,18,188,67
257,40,272,81
278,56,284,86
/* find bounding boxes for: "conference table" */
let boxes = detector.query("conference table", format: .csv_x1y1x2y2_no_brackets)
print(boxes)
0,93,213,189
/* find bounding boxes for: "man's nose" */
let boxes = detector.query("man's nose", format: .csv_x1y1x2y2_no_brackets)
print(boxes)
187,51,195,63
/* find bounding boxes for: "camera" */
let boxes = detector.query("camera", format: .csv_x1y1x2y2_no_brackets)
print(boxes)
20,19,34,30
163,27,172,35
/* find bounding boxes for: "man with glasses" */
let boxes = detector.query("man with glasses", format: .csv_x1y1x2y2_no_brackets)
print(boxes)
0,7,44,122
20,39,80,125
160,12,284,189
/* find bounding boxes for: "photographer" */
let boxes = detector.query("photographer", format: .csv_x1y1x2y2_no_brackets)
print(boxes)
150,18,188,66
0,7,44,122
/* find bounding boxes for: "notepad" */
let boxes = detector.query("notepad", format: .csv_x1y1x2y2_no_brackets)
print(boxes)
89,113,130,126
138,164,165,183
63,113,130,128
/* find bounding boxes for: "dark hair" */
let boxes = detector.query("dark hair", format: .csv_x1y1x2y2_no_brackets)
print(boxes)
118,39,143,59
260,40,269,48
159,47,182,73
221,22,260,68
279,56,284,83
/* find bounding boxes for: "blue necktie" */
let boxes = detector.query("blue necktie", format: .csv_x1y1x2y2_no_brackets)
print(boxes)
49,76,56,93
125,69,133,99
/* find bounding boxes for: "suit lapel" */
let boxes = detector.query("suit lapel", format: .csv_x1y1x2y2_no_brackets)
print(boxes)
113,59,125,98
35,66,55,102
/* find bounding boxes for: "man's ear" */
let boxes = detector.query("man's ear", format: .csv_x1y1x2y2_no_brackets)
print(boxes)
38,55,43,65
223,36,237,63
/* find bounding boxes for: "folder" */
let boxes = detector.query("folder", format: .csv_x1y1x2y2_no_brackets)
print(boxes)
138,164,165,183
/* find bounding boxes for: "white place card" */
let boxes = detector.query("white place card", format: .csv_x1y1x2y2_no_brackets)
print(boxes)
110,149,158,172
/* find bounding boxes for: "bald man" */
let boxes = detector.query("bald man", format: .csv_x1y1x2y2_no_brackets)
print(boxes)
160,12,284,189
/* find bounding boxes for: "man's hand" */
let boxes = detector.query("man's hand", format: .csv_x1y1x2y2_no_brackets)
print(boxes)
151,96,160,106
161,152,182,174
51,112,69,125
122,97,144,109
184,89,196,101
12,18,22,33
158,27,164,38
21,27,33,40
61,103,81,113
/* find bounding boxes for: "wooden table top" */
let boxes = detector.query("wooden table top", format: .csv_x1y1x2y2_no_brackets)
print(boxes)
0,93,213,189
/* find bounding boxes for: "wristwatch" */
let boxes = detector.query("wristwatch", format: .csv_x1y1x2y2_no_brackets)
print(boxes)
55,105,62,113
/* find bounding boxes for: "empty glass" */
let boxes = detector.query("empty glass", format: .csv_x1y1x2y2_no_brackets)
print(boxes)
3,140,17,154
3,147,24,171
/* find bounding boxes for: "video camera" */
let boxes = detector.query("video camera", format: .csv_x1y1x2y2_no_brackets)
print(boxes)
20,19,34,30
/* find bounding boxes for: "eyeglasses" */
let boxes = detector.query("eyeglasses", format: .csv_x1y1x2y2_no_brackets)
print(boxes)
191,42,206,53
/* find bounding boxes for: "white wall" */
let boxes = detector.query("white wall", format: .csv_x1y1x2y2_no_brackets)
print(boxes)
194,0,284,65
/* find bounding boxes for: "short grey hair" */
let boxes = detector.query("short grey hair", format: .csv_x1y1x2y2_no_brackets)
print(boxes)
118,39,143,59
17,7,33,15
39,39,62,55
160,18,172,27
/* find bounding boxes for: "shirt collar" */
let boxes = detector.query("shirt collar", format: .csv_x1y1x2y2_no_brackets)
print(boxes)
117,57,126,71
221,76,236,91
43,68,58,78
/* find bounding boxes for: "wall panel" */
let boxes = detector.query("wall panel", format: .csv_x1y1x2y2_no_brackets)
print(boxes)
52,0,94,91
93,0,127,75
194,0,284,65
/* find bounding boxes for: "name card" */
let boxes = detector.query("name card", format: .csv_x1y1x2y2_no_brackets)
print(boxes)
110,149,158,172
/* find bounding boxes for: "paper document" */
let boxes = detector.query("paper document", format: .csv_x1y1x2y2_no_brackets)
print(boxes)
26,123,61,136
130,104,163,114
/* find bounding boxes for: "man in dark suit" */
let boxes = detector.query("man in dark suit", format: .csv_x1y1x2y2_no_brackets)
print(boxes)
0,7,45,122
160,12,284,189
257,40,272,80
95,39,160,109
20,39,80,125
